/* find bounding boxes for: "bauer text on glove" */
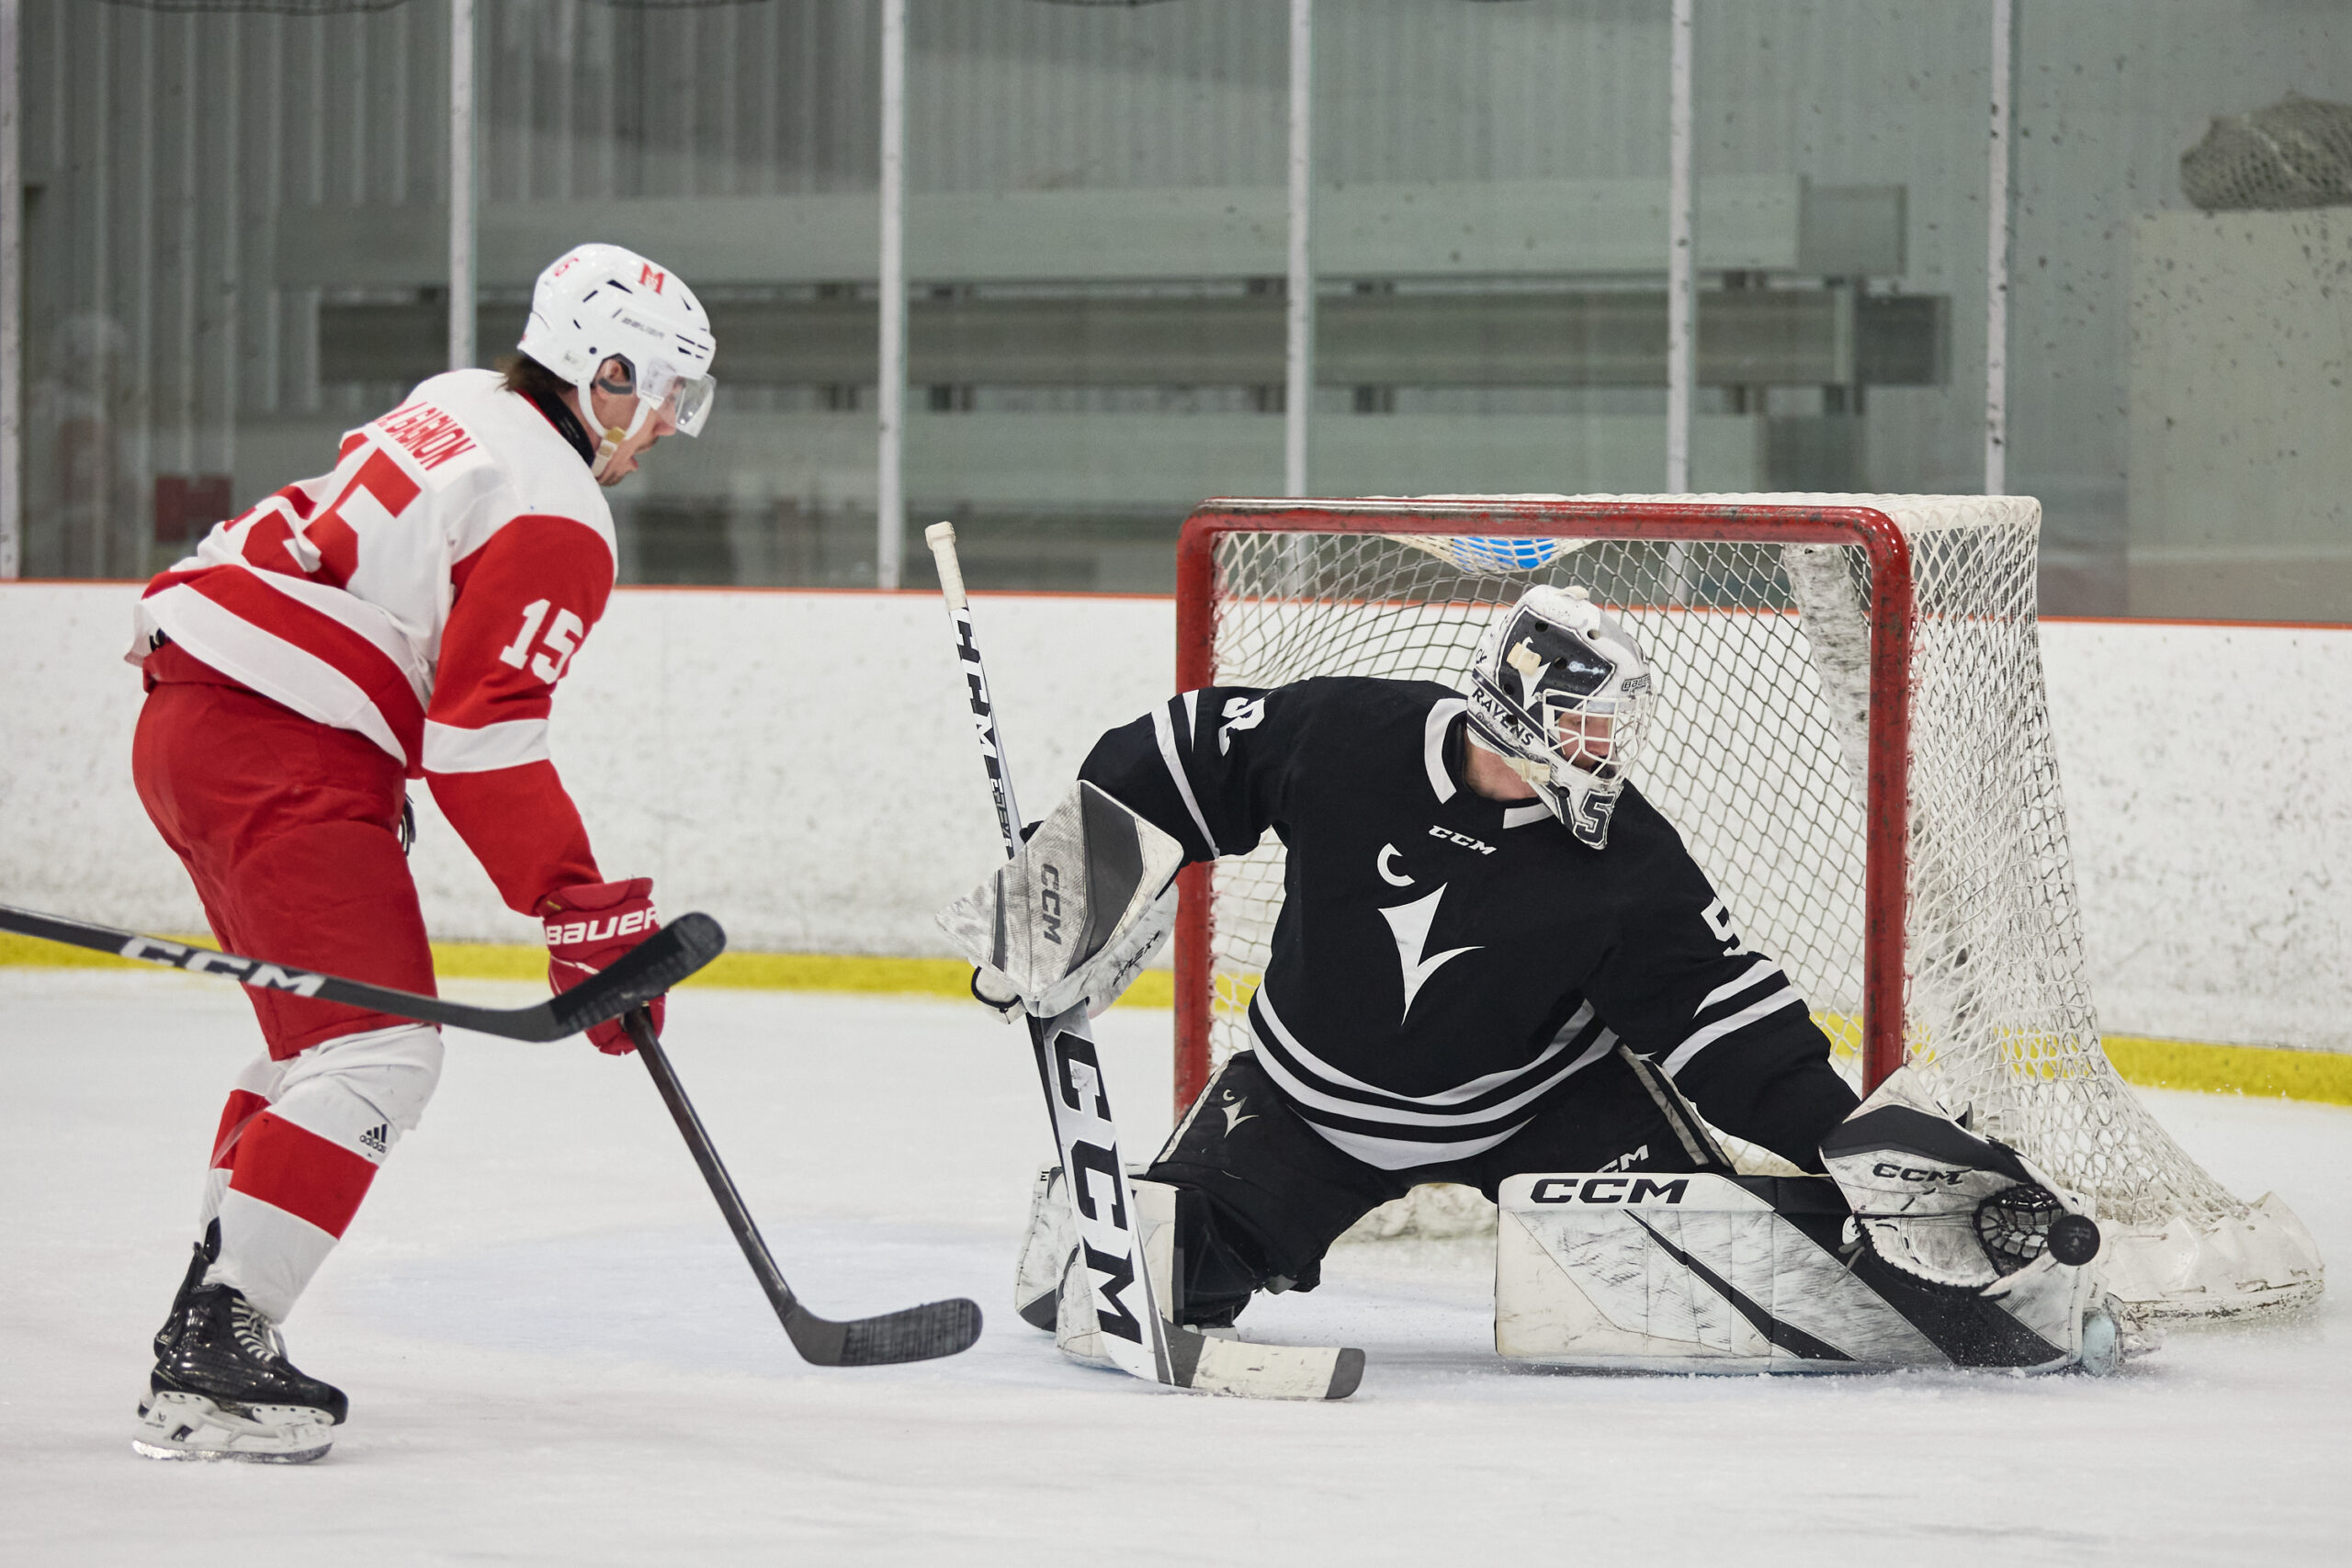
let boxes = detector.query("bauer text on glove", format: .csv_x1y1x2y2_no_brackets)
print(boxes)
541,877,665,1053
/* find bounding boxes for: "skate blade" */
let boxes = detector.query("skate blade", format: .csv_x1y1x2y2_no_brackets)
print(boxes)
134,1391,336,1464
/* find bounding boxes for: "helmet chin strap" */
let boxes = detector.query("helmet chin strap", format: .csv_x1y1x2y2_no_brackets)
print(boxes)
1500,752,1552,787
1468,729,1555,789
587,392,657,481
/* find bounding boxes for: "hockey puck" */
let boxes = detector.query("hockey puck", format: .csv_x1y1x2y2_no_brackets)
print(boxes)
2048,1213,2101,1266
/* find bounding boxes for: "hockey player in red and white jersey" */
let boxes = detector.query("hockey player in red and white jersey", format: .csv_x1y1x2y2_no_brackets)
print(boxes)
125,243,718,1462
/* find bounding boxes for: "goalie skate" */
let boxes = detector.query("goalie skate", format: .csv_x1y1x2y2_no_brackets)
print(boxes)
1024,1167,1363,1399
1052,1230,1365,1398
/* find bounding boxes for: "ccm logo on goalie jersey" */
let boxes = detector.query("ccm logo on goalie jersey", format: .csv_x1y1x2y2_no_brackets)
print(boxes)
1528,1176,1691,1205
1428,826,1498,855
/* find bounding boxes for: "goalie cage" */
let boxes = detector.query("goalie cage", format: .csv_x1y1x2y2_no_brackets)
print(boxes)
1169,493,2322,1324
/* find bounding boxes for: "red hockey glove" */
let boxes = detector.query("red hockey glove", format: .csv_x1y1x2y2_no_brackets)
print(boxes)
540,877,664,1055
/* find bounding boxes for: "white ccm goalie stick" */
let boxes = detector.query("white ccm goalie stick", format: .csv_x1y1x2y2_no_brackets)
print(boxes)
924,523,1363,1401
622,1012,985,1366
0,902,725,1043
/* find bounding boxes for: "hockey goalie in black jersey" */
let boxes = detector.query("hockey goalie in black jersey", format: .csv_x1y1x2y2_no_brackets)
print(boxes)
953,585,2122,1377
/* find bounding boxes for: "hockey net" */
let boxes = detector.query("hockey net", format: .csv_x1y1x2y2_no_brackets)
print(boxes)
1171,494,2321,1321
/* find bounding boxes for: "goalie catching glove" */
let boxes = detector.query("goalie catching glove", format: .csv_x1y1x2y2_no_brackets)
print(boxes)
1815,1065,2120,1371
938,782,1184,1021
1820,1065,2102,1290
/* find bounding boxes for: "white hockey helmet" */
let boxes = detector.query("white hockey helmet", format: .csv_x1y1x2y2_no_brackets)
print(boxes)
1464,585,1657,849
517,243,718,478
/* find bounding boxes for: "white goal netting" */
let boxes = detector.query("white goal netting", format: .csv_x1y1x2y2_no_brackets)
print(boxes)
1185,493,2320,1321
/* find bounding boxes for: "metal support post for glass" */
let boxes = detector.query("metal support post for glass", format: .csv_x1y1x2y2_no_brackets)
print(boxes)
0,0,19,579
1665,0,1695,497
1984,0,2016,496
876,0,908,590
448,0,476,372
1284,0,1314,499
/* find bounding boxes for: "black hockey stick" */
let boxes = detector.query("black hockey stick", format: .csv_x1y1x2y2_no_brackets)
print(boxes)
924,522,1363,1400
0,901,726,1043
623,1010,983,1366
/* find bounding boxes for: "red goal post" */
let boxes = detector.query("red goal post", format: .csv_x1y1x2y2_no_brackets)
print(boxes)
1167,492,2324,1322
1171,496,1917,1115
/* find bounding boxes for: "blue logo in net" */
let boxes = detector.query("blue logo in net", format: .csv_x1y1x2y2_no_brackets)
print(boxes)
1450,537,1571,573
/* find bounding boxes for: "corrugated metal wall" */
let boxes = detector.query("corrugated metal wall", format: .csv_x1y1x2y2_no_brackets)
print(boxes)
14,0,2352,608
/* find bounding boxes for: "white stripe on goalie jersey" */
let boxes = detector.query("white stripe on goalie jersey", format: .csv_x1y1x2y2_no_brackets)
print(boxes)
1250,987,1617,1124
1423,697,1466,803
1306,1117,1538,1171
1260,986,1587,1105
1421,696,1546,828
1660,984,1805,1077
1155,698,1221,855
1698,957,1782,1014
422,716,551,773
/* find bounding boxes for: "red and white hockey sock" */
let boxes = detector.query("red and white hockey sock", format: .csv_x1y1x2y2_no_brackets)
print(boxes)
195,1054,280,1240
199,1023,444,1322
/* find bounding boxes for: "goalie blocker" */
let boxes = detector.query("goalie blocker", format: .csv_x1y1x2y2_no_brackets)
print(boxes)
936,781,1184,1021
1498,1069,2127,1375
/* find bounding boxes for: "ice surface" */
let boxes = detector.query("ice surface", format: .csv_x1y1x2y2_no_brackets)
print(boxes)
3,973,2346,1565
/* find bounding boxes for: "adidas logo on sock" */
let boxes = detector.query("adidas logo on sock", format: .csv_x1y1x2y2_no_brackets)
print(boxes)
359,1123,389,1156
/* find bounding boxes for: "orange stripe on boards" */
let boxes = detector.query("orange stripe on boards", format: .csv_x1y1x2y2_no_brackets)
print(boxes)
225,1111,379,1239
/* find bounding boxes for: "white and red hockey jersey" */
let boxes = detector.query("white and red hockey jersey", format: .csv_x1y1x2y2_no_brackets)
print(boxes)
131,368,616,913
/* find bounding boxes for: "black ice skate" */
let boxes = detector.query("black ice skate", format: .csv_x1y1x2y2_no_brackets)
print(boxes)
134,1275,347,1464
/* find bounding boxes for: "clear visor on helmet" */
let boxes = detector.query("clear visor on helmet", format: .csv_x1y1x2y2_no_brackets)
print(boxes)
662,370,717,437
604,355,717,437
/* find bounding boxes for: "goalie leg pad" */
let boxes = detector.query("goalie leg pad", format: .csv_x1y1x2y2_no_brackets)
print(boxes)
1496,1172,2106,1372
1497,1172,1951,1371
936,781,1184,1020
1013,1165,1076,1332
1845,1243,2103,1371
1054,1178,1181,1370
1033,1170,1263,1365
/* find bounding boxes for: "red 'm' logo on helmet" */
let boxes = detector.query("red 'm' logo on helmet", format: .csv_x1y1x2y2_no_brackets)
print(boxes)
639,264,667,293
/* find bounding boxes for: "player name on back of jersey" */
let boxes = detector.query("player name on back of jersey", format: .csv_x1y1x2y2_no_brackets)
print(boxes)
374,400,481,472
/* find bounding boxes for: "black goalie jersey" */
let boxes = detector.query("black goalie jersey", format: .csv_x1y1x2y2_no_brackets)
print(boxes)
1080,677,1856,1173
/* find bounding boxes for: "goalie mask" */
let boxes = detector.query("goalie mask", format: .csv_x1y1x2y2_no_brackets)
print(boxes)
1464,585,1656,849
517,243,718,480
